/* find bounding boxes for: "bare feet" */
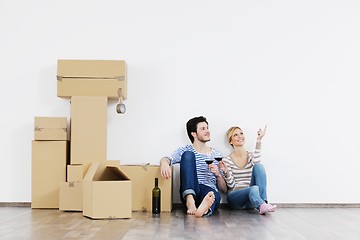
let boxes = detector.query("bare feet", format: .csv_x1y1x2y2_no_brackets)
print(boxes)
195,191,215,218
186,195,197,215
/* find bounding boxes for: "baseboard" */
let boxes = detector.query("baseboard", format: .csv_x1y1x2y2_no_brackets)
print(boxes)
0,202,31,207
271,203,360,208
174,202,360,208
1,202,360,208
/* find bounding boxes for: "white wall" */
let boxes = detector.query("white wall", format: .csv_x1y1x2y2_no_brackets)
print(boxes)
1,0,360,203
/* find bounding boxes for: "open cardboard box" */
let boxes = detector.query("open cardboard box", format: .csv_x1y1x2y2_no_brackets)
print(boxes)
83,161,132,219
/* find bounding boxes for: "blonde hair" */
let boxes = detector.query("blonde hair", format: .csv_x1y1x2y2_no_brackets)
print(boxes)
226,126,242,146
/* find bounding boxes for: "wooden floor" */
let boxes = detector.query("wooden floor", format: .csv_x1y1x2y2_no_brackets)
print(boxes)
0,206,360,240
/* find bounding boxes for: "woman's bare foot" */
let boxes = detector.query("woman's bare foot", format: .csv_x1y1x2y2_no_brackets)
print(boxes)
186,195,197,215
195,191,215,218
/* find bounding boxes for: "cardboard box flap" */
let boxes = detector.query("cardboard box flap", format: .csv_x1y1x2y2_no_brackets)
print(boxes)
98,166,130,181
57,59,126,79
84,161,130,181
106,160,121,167
83,161,101,181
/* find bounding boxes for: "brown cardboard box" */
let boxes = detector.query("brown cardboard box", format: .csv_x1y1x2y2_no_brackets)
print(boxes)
32,141,68,208
57,59,127,100
119,164,173,212
67,165,83,182
34,117,67,141
70,96,107,174
59,182,83,211
83,162,132,219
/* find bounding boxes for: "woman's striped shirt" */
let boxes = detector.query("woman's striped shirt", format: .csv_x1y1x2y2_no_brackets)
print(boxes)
222,142,261,191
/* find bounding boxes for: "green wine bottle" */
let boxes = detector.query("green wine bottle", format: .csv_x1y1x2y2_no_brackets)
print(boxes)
152,178,161,214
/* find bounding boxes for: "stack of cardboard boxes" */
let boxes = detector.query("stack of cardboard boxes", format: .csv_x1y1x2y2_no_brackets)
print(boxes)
31,60,172,219
32,117,69,209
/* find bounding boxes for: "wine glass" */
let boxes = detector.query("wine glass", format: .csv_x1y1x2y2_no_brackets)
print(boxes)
205,151,214,165
205,159,214,165
214,157,223,162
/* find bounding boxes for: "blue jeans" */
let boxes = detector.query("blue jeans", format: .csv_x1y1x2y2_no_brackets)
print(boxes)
179,151,221,215
227,163,268,209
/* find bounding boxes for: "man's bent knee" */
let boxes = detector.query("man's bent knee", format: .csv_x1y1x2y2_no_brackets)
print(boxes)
181,151,195,161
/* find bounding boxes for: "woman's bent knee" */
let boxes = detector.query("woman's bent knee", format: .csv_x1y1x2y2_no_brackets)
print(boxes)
253,163,265,173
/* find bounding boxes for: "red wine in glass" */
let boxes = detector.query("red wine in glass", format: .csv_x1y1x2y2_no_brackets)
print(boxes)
205,160,214,165
215,157,223,162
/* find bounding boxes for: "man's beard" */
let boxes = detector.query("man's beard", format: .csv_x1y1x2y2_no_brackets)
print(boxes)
198,136,210,143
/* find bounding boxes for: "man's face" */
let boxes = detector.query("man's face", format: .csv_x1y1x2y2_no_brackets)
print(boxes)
194,121,210,143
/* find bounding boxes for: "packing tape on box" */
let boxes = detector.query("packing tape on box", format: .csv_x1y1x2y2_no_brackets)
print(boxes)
141,164,149,171
58,76,123,81
34,127,67,132
116,76,126,81
126,163,150,171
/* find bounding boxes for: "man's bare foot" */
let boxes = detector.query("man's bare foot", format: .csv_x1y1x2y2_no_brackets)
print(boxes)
186,195,197,215
195,191,215,218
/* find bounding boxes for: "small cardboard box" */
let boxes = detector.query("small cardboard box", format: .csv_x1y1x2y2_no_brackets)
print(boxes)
70,96,107,174
57,59,127,100
119,164,173,212
67,165,84,182
32,141,68,209
59,182,83,211
34,117,67,141
83,162,132,219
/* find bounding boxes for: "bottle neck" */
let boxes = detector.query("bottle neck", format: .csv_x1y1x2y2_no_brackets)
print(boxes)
155,178,158,187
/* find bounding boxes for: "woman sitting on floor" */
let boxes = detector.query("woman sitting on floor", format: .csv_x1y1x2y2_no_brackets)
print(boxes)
218,125,277,215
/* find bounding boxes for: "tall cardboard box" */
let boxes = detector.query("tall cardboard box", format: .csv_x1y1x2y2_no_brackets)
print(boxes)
57,59,127,100
119,164,173,212
83,162,132,219
34,116,67,141
32,141,68,208
70,96,107,175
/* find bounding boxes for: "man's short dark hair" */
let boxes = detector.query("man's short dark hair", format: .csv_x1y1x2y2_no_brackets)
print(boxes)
186,116,208,143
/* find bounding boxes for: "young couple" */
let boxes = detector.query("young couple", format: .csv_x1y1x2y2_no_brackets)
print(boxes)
160,116,277,217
